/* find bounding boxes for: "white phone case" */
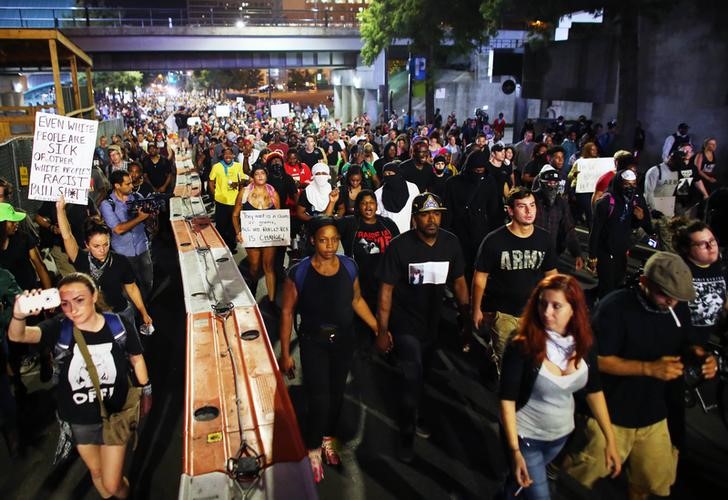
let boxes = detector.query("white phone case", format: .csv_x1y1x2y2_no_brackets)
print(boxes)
18,289,61,314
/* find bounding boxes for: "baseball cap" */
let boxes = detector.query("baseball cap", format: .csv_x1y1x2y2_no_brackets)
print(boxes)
412,192,447,214
491,143,505,152
107,144,121,153
644,252,696,301
0,202,27,223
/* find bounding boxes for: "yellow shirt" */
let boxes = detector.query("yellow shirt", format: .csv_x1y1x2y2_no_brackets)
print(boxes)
209,161,247,205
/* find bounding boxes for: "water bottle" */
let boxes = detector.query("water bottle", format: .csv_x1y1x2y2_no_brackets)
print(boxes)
140,324,155,336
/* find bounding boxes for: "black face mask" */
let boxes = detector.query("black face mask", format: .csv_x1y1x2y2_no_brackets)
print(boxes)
269,162,283,177
540,183,559,205
623,186,636,200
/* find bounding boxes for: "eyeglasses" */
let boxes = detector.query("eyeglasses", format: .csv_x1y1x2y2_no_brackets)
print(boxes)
691,238,718,250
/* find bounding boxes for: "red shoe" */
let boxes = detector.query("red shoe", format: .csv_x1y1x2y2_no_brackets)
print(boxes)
308,448,324,483
321,436,341,466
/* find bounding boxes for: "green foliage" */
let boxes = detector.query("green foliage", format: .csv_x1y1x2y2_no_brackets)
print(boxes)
287,69,314,90
359,0,504,64
92,71,142,94
191,69,263,91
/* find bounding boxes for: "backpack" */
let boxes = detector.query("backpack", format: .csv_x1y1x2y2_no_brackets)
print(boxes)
52,312,128,385
601,192,639,218
291,255,357,295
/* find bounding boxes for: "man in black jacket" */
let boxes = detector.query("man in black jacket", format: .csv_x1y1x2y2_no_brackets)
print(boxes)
588,169,653,298
443,149,503,282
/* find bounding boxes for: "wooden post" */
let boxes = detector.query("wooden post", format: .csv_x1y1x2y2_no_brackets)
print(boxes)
48,39,65,115
85,67,94,118
70,55,81,112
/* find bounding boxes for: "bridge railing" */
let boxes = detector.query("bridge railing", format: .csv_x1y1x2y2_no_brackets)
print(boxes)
0,6,365,29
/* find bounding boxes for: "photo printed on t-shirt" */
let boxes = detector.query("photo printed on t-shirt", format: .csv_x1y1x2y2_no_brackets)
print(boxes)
408,261,449,285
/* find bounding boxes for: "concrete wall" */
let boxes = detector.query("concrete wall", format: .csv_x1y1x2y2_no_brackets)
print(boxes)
632,0,728,166
331,51,386,123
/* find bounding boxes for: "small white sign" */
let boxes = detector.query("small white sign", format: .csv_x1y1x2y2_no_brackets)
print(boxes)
240,209,290,247
29,113,98,205
187,116,201,126
435,88,446,99
575,158,615,194
270,103,290,118
215,105,231,117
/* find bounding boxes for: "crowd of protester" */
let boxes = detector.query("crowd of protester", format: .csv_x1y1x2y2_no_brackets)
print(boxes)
0,91,726,499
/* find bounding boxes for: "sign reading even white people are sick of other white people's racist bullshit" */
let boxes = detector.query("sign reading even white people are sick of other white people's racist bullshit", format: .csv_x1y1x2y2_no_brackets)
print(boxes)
240,209,290,247
29,113,98,205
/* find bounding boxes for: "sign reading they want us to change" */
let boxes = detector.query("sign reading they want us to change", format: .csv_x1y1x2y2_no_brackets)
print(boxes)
29,113,98,205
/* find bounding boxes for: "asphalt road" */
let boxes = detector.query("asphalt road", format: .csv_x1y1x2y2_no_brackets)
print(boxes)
2,233,727,499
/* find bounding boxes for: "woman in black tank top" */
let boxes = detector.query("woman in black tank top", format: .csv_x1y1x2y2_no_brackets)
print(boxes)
696,137,720,192
278,217,379,482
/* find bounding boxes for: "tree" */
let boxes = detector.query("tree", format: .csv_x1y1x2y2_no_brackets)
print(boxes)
287,69,314,90
92,71,143,96
360,0,677,146
359,0,503,122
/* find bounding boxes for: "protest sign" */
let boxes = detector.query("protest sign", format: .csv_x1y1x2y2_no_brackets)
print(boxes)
575,158,615,193
29,113,97,205
240,209,290,247
270,103,290,118
215,105,231,117
187,116,201,126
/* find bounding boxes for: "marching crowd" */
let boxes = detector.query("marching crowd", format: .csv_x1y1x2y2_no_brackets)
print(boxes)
0,93,726,499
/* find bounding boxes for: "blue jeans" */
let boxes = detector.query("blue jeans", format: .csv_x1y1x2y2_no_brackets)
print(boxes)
126,250,154,301
508,434,569,500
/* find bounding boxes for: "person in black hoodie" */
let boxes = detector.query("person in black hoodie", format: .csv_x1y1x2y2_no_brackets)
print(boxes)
588,169,653,298
429,154,451,200
443,148,503,281
374,141,397,178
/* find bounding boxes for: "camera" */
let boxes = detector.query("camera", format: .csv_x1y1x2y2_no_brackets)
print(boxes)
126,192,168,215
682,350,707,388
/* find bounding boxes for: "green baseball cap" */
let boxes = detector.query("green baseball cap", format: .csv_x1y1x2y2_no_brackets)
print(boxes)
0,203,27,223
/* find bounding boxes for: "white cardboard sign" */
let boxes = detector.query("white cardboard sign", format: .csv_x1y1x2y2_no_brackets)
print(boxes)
240,209,290,247
215,105,231,117
270,103,290,118
29,113,98,205
575,158,615,194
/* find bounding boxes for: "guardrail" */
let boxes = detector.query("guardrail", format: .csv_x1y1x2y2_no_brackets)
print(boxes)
0,6,366,29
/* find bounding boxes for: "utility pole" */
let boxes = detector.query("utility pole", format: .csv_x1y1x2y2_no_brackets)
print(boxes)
407,51,412,128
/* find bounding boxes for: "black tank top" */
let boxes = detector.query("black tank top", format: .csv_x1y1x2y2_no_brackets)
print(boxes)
296,261,354,336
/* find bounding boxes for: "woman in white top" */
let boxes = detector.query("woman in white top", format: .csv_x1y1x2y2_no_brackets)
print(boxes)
374,162,419,234
499,274,620,499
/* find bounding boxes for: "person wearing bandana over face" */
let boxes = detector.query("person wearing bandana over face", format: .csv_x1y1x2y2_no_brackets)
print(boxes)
296,163,340,222
374,162,420,234
534,166,584,271
208,147,247,253
588,170,653,298
57,196,153,338
443,149,503,283
265,151,299,280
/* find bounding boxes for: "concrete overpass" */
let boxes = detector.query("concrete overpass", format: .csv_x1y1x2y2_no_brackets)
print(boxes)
61,26,362,71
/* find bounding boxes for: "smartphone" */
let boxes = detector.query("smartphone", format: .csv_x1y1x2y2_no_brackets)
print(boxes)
18,288,61,315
